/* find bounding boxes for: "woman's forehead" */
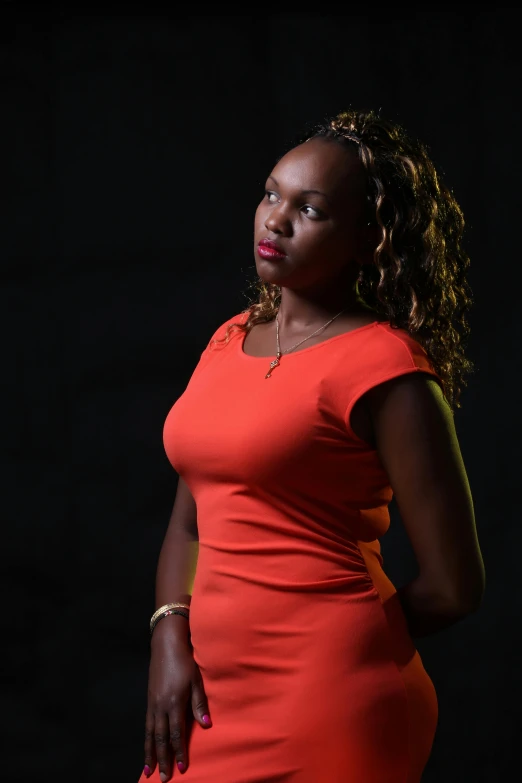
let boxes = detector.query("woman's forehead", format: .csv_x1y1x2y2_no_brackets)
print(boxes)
270,138,365,198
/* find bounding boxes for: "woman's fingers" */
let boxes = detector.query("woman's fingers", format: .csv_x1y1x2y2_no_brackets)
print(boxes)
143,711,157,778
168,706,188,775
144,663,207,779
154,713,173,781
191,667,212,728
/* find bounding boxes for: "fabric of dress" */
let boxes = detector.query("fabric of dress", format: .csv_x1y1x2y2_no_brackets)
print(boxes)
138,312,444,783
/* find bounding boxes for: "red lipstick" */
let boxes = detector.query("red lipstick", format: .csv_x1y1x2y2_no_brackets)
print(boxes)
257,238,286,260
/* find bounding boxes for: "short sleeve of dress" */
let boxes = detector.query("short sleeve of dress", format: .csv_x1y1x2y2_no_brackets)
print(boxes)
343,323,446,444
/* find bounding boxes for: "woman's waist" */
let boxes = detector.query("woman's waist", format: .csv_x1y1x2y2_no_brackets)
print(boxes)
196,537,377,593
188,578,411,679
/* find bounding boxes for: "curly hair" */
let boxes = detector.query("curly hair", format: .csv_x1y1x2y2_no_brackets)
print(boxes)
212,108,474,413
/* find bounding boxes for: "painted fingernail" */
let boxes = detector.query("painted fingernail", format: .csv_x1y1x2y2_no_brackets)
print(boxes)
143,765,151,777
202,714,211,725
159,773,168,782
177,761,186,772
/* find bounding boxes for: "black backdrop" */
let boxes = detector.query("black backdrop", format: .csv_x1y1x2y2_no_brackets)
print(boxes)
4,5,521,782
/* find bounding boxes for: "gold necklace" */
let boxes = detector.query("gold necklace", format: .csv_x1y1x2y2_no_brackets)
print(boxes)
265,307,348,379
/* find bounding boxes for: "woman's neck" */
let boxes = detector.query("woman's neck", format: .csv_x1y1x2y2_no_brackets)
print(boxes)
277,286,375,330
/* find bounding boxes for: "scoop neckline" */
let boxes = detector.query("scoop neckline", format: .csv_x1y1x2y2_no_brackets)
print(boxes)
238,319,389,360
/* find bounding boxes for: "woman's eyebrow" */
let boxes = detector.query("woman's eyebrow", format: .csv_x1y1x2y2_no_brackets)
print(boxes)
267,175,330,204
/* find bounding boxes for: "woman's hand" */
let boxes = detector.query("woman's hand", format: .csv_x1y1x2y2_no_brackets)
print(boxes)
143,620,211,780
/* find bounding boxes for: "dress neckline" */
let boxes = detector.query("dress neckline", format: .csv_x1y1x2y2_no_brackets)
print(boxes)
239,319,388,360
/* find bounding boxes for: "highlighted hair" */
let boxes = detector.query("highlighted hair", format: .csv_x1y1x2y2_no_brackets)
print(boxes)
213,109,474,412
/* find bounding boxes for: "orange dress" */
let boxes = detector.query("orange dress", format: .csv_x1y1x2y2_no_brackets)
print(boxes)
139,312,443,783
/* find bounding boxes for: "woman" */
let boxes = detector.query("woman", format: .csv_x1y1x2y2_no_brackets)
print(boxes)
138,109,485,783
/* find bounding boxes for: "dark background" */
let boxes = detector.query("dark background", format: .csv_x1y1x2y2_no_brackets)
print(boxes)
3,4,521,782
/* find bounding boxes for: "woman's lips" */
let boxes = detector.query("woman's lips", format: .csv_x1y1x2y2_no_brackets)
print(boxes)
257,239,286,260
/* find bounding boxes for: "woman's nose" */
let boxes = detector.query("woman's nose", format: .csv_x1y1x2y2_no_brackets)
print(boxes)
265,205,292,236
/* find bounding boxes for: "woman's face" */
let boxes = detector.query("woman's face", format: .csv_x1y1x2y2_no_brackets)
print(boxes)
254,137,370,292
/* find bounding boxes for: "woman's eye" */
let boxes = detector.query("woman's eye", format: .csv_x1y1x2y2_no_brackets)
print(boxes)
263,191,323,218
302,205,321,218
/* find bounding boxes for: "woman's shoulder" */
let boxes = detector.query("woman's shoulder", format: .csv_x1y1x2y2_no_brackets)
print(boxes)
344,319,439,383
371,321,432,364
204,309,250,348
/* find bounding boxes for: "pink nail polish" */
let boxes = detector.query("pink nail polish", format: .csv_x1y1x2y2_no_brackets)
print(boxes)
177,761,186,772
202,714,211,725
143,765,151,777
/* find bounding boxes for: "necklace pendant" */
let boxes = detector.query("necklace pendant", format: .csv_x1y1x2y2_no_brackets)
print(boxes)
265,355,281,379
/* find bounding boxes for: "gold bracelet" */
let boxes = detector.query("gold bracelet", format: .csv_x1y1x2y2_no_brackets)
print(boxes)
150,608,189,635
150,602,190,634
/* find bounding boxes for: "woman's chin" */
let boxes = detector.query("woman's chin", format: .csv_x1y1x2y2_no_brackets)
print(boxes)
255,262,290,286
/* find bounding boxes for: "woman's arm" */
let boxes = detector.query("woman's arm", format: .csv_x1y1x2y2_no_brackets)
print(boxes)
143,476,209,781
366,373,485,638
153,475,199,648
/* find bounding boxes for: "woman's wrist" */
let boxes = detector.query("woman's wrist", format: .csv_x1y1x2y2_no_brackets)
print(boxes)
397,578,470,638
150,602,190,634
150,612,191,649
